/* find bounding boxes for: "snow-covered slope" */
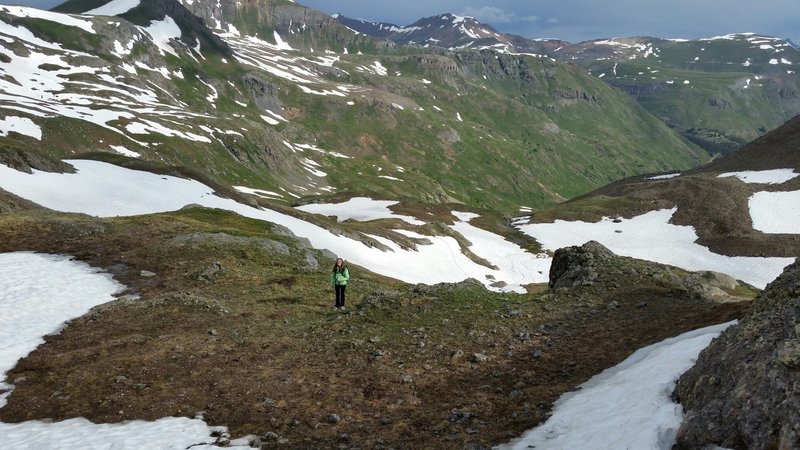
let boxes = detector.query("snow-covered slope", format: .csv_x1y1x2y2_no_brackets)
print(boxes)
1,159,794,290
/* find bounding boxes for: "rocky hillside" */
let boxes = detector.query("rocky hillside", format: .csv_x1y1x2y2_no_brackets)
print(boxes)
672,259,799,449
0,0,707,213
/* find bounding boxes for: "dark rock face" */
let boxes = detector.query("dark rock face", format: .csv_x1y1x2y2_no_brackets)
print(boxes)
137,0,232,56
672,260,800,450
0,148,75,174
548,241,615,289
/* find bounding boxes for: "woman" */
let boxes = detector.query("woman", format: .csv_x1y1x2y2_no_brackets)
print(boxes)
331,258,350,310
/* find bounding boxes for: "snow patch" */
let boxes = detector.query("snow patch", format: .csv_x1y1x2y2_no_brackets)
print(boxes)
498,322,736,450
0,116,41,140
109,145,140,158
646,173,681,180
296,197,424,225
84,0,140,16
718,169,798,184
141,16,182,57
749,190,800,234
0,5,94,33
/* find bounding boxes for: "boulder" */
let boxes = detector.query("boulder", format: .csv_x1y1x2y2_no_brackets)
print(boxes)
672,259,800,450
548,241,615,289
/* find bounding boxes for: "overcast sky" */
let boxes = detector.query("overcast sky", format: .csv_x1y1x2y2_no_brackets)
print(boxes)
6,0,799,44
299,0,800,44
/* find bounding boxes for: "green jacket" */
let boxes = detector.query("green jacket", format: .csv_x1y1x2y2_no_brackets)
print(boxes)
332,267,349,286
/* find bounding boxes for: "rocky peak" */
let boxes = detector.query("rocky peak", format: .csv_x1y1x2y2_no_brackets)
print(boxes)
333,11,555,53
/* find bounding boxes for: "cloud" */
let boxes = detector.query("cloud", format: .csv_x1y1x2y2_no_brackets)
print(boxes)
460,6,539,24
547,17,560,24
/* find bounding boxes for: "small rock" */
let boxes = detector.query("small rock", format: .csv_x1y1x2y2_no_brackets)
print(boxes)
263,432,280,441
451,349,464,359
532,350,544,359
778,341,800,368
606,301,620,311
198,262,222,281
140,270,156,277
400,375,413,384
327,413,341,424
471,353,489,363
209,329,218,336
448,410,477,423
380,416,392,425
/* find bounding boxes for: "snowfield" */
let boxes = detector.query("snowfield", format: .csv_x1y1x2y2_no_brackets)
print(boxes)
296,197,426,225
0,160,548,292
749,190,800,234
718,168,799,184
1,160,793,291
497,321,736,450
517,208,793,289
0,252,251,449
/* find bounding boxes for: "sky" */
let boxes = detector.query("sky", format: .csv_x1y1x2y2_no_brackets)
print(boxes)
297,0,800,44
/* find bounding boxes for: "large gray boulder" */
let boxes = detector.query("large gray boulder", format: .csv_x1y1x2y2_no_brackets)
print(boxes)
548,241,615,289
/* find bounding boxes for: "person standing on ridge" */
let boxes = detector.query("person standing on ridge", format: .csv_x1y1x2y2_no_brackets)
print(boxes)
332,258,349,310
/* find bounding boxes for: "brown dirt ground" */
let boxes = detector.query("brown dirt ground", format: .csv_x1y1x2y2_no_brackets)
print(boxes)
0,207,749,449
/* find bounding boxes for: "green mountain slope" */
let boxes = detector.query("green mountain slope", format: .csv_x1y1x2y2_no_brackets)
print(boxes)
336,13,800,157
564,35,800,155
0,1,706,213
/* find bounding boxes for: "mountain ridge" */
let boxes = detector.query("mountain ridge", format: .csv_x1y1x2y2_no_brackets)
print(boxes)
334,12,800,156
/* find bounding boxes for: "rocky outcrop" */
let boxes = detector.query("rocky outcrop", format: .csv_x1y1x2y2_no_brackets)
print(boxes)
548,241,615,289
672,260,800,450
549,242,754,303
138,0,232,56
0,147,75,174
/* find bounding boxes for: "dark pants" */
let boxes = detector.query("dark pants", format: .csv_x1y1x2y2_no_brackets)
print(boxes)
335,285,346,307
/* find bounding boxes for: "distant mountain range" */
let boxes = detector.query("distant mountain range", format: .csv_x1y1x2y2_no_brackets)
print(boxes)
334,13,800,155
334,12,564,54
